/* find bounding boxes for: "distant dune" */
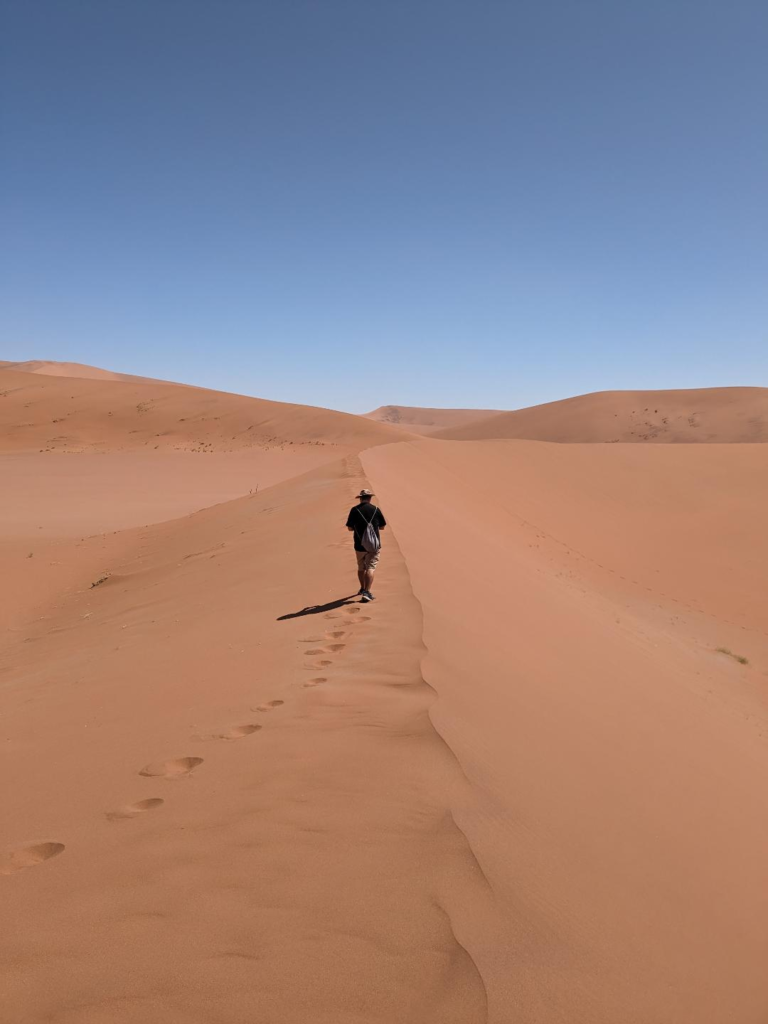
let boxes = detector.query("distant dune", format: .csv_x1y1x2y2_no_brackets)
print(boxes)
434,387,768,443
0,359,163,384
0,367,414,453
365,404,502,435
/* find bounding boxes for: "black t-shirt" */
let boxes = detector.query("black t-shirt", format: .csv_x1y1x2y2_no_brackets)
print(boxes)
346,503,387,552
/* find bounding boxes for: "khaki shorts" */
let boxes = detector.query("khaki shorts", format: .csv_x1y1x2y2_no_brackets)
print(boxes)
356,548,380,573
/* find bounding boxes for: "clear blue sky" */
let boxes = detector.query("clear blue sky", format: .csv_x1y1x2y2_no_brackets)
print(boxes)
2,1,766,413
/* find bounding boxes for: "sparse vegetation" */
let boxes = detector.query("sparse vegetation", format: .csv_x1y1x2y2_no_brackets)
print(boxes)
716,647,749,665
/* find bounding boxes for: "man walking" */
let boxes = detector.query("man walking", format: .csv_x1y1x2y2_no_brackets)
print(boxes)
346,489,386,603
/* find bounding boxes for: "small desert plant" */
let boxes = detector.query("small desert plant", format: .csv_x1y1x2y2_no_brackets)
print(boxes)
716,647,749,666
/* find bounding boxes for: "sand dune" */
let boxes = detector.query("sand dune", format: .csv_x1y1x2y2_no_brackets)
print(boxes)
435,387,768,442
0,367,414,453
366,404,502,434
364,438,768,1021
1,457,488,1022
0,363,415,726
0,359,163,384
1,446,338,640
3,369,767,1022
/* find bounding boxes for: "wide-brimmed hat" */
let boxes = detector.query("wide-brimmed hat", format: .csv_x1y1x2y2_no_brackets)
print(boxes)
356,489,374,498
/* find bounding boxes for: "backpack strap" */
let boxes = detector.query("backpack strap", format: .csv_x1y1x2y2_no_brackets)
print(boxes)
356,505,378,525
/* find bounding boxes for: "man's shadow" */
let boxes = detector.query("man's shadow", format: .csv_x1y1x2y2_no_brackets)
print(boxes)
276,595,357,621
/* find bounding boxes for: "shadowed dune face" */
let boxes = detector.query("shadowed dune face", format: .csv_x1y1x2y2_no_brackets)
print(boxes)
434,387,768,442
363,437,768,1022
365,404,502,434
0,368,415,453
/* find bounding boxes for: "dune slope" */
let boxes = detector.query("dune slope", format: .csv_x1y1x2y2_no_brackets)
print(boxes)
4,363,767,1023
0,368,414,453
435,387,768,442
364,438,768,1023
1,456,489,1023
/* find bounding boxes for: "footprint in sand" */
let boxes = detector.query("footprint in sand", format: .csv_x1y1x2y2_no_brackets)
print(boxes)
217,724,262,740
254,700,284,712
0,842,65,875
324,613,340,620
107,798,165,821
304,643,345,655
139,757,203,779
342,616,370,624
303,677,327,688
326,631,346,639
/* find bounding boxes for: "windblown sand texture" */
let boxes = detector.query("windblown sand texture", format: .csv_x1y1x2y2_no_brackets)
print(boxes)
2,362,767,1023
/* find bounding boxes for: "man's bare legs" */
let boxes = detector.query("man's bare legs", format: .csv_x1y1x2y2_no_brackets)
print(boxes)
356,569,374,593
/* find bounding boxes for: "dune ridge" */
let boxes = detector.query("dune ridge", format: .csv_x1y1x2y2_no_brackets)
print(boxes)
0,359,164,384
435,386,768,442
0,368,415,453
1,455,493,1022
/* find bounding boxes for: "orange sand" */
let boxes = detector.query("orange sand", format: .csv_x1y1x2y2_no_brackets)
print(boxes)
435,387,768,442
0,367,413,453
2,364,766,1023
0,359,165,384
364,438,768,1021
